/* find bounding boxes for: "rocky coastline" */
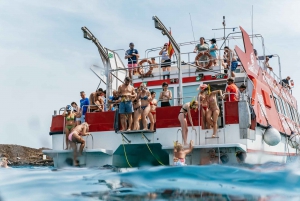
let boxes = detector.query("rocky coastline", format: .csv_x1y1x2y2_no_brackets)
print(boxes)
0,144,53,167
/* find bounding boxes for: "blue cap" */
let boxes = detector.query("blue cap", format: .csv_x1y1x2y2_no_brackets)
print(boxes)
66,105,72,111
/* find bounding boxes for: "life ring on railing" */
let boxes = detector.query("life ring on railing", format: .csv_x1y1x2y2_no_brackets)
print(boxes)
137,58,154,77
195,51,213,69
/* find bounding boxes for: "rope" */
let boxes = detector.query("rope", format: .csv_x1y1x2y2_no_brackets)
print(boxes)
142,135,165,166
122,136,132,168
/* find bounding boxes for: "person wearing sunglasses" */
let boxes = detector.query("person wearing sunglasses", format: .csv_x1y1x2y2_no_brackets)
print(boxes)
159,43,172,80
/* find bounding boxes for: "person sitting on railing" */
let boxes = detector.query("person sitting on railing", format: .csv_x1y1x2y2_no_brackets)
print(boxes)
138,83,154,131
178,100,198,145
193,37,209,67
173,140,194,166
108,90,120,111
132,87,141,130
206,89,223,138
80,91,89,123
159,82,172,107
281,76,291,89
125,42,139,79
118,77,136,131
224,78,238,102
224,46,238,77
198,84,209,129
159,43,172,80
68,122,90,166
264,57,273,71
71,102,81,126
62,105,76,150
149,91,158,131
89,88,104,112
209,38,218,66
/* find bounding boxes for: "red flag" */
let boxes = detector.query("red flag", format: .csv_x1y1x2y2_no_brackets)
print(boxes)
167,29,174,59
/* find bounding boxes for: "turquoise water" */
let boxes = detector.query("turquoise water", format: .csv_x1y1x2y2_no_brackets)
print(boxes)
1,163,300,201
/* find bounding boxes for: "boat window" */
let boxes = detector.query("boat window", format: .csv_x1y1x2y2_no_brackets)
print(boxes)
180,85,199,103
284,101,292,120
148,87,174,107
287,104,295,122
273,96,282,114
293,108,299,124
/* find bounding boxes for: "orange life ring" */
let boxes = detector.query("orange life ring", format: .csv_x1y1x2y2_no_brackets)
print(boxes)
195,51,213,69
137,59,154,77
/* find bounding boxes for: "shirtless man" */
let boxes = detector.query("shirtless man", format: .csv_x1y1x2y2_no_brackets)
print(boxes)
118,77,136,131
200,149,222,165
0,156,9,168
173,140,194,166
89,88,104,112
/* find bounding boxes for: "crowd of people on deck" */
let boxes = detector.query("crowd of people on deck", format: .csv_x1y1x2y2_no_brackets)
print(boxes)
58,39,293,167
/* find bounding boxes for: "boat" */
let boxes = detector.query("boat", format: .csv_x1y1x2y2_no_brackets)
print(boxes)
43,16,300,168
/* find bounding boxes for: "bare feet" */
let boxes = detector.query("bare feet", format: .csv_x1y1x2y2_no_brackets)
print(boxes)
143,128,148,131
212,134,217,138
126,129,131,131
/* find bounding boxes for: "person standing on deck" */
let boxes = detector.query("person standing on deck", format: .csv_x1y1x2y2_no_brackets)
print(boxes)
224,78,238,102
125,42,139,79
159,82,172,107
159,43,172,80
79,91,89,123
209,38,218,66
118,77,136,131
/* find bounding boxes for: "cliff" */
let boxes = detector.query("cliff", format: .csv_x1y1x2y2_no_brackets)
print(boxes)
0,144,53,166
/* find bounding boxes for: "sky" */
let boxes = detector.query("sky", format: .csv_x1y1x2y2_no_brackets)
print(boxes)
1,0,300,148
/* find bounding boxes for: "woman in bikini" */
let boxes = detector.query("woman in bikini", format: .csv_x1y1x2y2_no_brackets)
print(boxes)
132,87,141,130
159,82,172,107
63,105,76,149
206,89,223,138
138,83,154,130
149,91,158,130
198,84,209,129
68,122,90,166
178,100,198,145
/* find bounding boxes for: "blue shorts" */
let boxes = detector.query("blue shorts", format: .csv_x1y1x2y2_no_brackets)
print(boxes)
81,115,85,123
231,61,238,71
119,101,133,114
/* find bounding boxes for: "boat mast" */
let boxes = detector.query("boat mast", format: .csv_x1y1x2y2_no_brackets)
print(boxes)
152,16,183,105
81,26,112,99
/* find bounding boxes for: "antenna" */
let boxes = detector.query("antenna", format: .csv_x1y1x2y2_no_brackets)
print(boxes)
212,16,238,46
252,5,254,46
189,13,196,41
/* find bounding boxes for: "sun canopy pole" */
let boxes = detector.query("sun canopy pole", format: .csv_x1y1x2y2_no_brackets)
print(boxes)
152,16,183,105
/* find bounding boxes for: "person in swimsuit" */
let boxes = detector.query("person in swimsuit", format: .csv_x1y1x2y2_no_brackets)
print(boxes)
200,149,222,165
206,89,223,138
178,100,198,145
173,140,194,166
198,84,209,129
68,122,90,166
149,91,158,130
137,83,154,130
63,105,76,149
224,46,238,77
159,82,172,107
132,87,141,130
89,88,104,112
71,102,81,126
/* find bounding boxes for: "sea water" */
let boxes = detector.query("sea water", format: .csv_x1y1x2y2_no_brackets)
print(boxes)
1,163,300,201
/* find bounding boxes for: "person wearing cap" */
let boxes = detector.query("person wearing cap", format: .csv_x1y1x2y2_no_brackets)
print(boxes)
80,91,89,123
117,77,136,131
198,84,209,129
159,43,172,80
224,78,238,102
209,38,218,66
224,46,238,77
125,42,139,79
159,82,172,107
281,76,291,89
62,105,76,149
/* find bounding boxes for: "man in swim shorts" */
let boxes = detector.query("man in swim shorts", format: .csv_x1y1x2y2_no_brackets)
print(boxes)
224,46,238,77
125,42,139,79
117,77,136,131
